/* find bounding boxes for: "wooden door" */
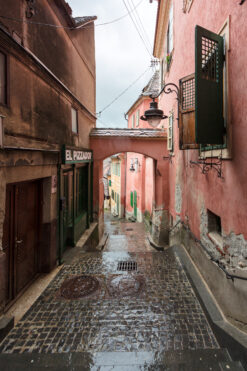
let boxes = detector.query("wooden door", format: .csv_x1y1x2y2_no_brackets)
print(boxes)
15,182,39,295
2,181,40,303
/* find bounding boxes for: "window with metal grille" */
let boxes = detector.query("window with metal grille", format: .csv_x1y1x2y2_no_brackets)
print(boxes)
182,77,195,110
179,73,199,150
201,37,218,82
117,261,137,271
195,25,224,144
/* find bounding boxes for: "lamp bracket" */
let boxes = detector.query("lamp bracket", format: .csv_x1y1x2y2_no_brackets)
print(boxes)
150,83,180,127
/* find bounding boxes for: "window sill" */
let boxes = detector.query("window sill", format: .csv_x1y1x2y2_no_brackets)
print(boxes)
200,147,232,160
208,231,224,253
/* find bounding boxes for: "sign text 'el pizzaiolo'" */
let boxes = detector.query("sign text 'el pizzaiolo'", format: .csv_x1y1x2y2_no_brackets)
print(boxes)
62,146,93,164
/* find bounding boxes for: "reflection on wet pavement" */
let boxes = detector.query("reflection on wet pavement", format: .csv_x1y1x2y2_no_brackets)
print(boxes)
0,217,219,368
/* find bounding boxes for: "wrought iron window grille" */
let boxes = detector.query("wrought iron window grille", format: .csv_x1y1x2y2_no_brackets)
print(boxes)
190,149,223,178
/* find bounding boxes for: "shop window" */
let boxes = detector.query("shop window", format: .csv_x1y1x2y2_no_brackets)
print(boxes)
0,52,7,105
71,107,78,133
179,25,226,148
76,167,87,217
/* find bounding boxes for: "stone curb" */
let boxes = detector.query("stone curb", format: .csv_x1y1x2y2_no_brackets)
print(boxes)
171,244,247,370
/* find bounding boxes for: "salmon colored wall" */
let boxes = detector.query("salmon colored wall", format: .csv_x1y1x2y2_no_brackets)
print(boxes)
145,157,155,214
156,0,247,239
128,98,156,129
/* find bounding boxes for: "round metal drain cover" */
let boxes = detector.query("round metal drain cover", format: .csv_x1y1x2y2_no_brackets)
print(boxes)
59,275,99,299
108,275,144,298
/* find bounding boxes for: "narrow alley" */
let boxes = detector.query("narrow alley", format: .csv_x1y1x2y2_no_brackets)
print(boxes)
0,216,242,370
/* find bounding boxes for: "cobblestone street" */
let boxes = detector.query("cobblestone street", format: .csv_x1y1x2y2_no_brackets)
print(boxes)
0,217,229,369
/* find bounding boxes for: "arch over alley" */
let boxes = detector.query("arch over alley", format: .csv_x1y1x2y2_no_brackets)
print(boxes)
90,128,170,244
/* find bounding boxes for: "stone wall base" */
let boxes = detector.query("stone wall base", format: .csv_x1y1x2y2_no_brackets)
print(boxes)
151,209,169,246
170,225,247,325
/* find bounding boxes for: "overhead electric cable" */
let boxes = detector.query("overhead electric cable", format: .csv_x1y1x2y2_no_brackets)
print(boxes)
125,0,152,53
0,0,145,30
129,0,152,50
97,66,151,115
122,0,152,57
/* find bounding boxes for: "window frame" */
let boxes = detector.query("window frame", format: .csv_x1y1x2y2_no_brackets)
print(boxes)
136,109,140,127
132,114,135,128
71,107,78,134
0,51,8,107
167,112,174,152
199,17,231,159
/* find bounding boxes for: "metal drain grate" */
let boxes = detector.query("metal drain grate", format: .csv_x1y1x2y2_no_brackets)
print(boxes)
117,261,137,271
125,228,133,231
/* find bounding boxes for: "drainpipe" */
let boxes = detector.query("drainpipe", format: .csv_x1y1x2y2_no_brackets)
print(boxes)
57,163,63,265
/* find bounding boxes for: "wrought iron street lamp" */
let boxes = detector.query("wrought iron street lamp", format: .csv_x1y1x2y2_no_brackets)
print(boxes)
140,83,180,128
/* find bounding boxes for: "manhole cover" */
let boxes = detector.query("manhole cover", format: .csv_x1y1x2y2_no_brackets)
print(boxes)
108,275,145,297
117,261,137,271
59,275,99,299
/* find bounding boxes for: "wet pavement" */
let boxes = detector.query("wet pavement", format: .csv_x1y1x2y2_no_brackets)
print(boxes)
0,216,224,369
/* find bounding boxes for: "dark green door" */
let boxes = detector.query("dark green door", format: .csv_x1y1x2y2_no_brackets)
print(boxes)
134,191,137,218
63,171,73,252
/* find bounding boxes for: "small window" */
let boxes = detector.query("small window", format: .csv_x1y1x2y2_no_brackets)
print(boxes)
132,115,135,128
71,107,78,133
183,0,194,13
167,5,173,55
0,52,7,105
136,110,140,127
167,113,174,151
208,210,221,234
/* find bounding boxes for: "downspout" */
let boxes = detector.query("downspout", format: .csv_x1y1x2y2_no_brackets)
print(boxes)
57,163,63,265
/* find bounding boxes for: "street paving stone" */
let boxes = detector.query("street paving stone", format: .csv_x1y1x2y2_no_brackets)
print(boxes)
0,218,219,355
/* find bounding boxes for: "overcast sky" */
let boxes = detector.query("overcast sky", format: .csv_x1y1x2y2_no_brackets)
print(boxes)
68,0,158,128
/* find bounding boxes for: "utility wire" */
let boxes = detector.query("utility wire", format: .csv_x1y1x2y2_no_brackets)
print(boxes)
0,0,145,30
97,66,151,116
122,0,152,57
126,0,152,53
129,0,152,51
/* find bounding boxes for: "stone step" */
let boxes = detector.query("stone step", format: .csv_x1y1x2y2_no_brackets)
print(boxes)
0,349,239,370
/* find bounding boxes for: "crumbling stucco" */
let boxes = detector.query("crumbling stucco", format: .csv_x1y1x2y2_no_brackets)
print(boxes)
200,207,247,271
175,183,182,214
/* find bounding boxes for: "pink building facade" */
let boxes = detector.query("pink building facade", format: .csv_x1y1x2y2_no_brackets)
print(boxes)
124,73,160,222
153,0,247,323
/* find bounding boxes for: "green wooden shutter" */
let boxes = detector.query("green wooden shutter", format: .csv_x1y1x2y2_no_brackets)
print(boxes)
109,179,111,186
130,191,133,208
195,25,224,144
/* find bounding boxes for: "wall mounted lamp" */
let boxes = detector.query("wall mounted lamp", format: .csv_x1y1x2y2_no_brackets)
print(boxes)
129,163,135,172
140,83,180,128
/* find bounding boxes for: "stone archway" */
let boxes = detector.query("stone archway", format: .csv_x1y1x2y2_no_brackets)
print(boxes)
90,128,170,245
